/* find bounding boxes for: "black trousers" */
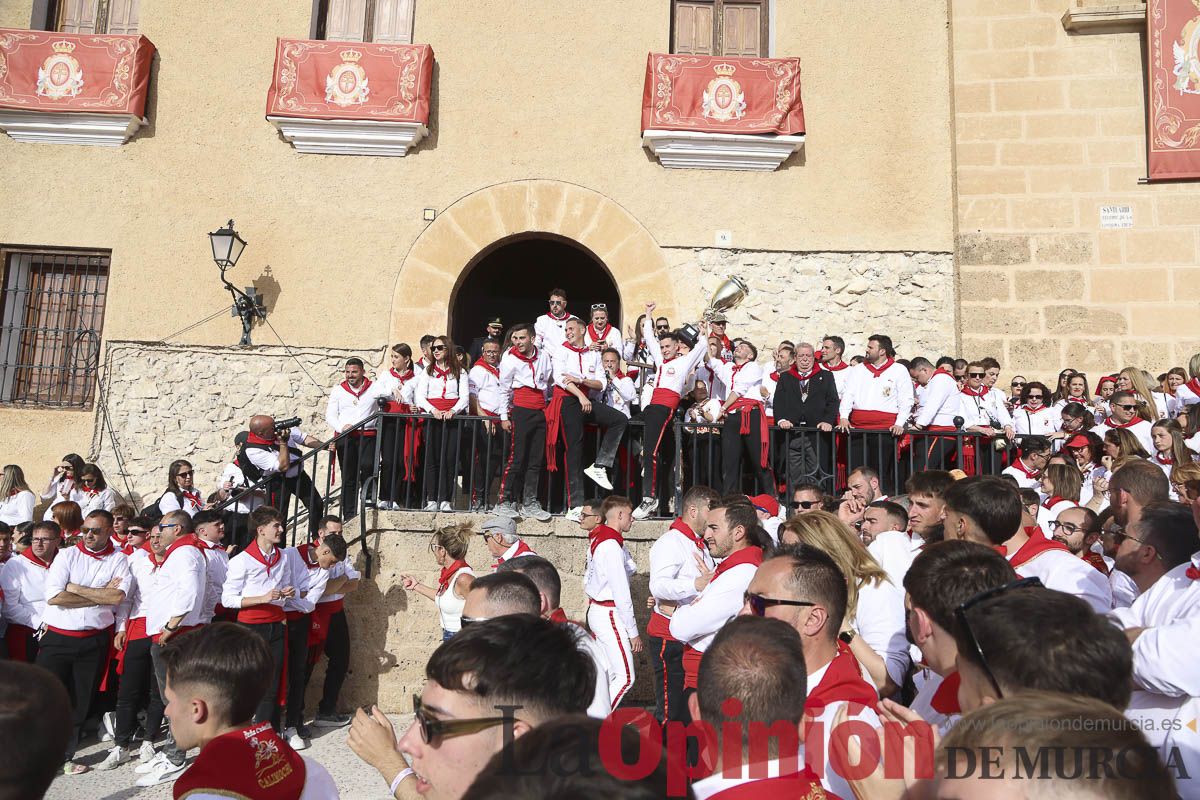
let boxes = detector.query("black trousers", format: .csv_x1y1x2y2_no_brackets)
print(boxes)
317,610,350,716
35,629,108,760
223,510,252,553
500,407,546,505
783,428,833,490
114,636,153,748
274,470,325,536
150,641,185,763
641,403,674,499
335,434,376,516
648,634,686,725
422,419,460,504
285,615,312,728
913,431,958,473
379,417,410,503
470,422,508,508
721,408,774,495
558,396,628,507
686,431,722,490
243,621,286,730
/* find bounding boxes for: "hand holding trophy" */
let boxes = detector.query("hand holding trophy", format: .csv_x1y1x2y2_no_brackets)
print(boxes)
679,275,749,347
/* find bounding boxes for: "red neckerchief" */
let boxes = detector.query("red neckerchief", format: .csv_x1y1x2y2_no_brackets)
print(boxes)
586,323,611,342
437,559,469,595
494,540,535,568
390,367,414,383
961,383,988,397
670,519,707,551
712,545,763,581
144,541,165,569
1111,416,1142,429
19,547,51,569
930,671,962,715
805,640,880,713
244,539,281,576
588,524,625,556
182,489,202,508
729,360,750,384
1082,551,1110,576
547,308,569,321
1010,458,1039,479
564,342,589,354
298,542,320,569
821,360,849,372
769,370,780,381
161,533,202,565
1021,403,1046,413
82,486,100,497
790,364,820,382
1003,526,1070,567
247,432,276,446
1155,452,1174,465
932,368,954,381
549,607,569,624
1041,495,1067,509
1184,560,1200,580
1186,377,1200,396
75,538,115,560
509,346,538,365
340,378,372,399
429,364,451,380
474,358,499,378
172,721,306,800
864,358,895,379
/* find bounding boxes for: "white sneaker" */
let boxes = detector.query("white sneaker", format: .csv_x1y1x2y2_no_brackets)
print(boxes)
97,746,128,771
422,501,438,512
135,755,186,787
439,501,452,512
565,506,583,522
138,741,157,763
632,496,657,520
101,711,116,742
584,464,613,490
135,752,167,774
285,727,309,751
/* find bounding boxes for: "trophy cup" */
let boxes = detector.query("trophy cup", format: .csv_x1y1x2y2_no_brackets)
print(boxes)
680,275,750,346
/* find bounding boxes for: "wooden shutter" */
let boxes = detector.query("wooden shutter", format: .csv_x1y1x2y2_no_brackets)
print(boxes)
324,0,369,42
105,0,140,34
673,1,716,55
57,0,99,33
372,0,414,43
721,2,767,57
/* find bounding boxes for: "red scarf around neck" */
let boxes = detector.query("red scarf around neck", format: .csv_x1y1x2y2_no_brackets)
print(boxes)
1186,377,1200,396
390,367,414,382
474,358,499,378
244,539,281,576
247,432,276,446
670,519,707,551
161,533,202,565
586,323,611,342
805,640,880,713
437,559,470,595
930,671,962,715
340,378,372,399
509,345,538,364
961,383,988,397
712,545,763,581
1010,458,1040,478
20,547,51,568
588,524,625,556
864,358,895,378
1041,495,1067,509
75,538,115,560
1111,416,1143,429
821,360,848,372
790,364,820,382
1002,526,1069,567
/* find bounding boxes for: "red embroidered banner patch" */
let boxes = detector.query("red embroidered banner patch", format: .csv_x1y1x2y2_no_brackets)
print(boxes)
1149,0,1200,179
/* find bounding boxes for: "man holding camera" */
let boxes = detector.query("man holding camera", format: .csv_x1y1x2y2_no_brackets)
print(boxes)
239,415,325,536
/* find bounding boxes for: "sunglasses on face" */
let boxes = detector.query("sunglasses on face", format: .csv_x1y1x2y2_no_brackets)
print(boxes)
412,694,515,745
954,577,1043,699
431,345,447,352
1115,404,1137,411
176,471,194,478
791,500,819,509
81,526,107,535
743,592,816,617
1011,382,1026,387
126,529,148,537
549,300,566,306
969,372,986,378
157,523,181,532
1027,394,1044,400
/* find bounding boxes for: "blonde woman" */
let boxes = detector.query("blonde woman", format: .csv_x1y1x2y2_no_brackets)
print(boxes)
1116,367,1163,422
400,523,475,640
0,465,36,526
1151,420,1194,499
1171,461,1200,503
778,511,907,697
1036,463,1082,537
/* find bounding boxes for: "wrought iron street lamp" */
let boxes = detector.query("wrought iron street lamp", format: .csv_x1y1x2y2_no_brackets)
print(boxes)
208,219,264,345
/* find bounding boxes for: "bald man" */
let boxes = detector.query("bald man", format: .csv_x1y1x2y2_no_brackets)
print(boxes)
239,415,325,535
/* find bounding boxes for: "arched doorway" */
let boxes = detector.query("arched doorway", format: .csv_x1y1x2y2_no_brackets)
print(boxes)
450,234,621,348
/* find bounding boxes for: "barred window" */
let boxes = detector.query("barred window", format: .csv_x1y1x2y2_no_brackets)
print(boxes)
0,248,109,409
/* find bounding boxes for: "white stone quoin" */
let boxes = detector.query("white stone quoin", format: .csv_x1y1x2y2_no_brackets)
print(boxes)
642,129,805,172
0,110,145,146
267,116,428,157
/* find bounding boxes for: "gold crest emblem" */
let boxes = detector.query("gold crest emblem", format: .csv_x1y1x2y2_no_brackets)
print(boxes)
325,48,370,107
36,40,85,99
701,63,746,122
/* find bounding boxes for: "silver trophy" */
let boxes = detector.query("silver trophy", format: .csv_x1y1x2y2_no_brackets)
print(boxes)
680,275,750,345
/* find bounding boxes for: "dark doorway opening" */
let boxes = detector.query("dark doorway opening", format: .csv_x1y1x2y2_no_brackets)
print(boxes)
450,235,622,350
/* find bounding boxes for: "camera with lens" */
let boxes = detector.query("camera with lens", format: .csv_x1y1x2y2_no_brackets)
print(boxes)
273,416,302,433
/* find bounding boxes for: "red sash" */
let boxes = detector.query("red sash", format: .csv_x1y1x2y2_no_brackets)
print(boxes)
727,397,769,468
849,409,897,429
173,721,306,800
682,645,704,690
427,397,456,412
4,624,34,662
383,368,414,413
238,605,286,624
545,386,571,471
805,641,880,714
650,387,682,410
513,386,547,410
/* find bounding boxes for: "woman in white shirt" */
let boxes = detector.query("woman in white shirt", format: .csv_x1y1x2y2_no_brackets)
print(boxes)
400,523,475,641
0,465,37,526
74,463,119,517
414,336,470,512
1013,382,1060,436
40,453,85,506
1117,367,1165,421
158,459,206,517
1053,374,1093,411
1036,463,1082,536
1151,420,1194,498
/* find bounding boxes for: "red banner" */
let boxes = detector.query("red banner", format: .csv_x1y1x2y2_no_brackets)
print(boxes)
0,29,154,116
266,38,433,123
641,53,804,135
1149,0,1200,179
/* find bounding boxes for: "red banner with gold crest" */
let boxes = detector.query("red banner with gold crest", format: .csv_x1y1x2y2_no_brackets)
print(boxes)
641,52,804,135
0,29,154,116
1149,0,1200,179
265,38,433,123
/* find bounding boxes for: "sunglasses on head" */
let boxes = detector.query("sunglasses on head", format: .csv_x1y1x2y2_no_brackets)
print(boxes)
412,694,515,745
954,577,1043,698
743,591,815,617
591,303,607,311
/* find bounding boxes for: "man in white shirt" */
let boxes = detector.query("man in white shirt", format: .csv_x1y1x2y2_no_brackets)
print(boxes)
1093,390,1156,455
192,510,230,622
909,356,964,472
307,517,360,729
1000,435,1051,490
836,334,914,492
1,519,58,662
239,414,325,536
326,357,384,517
468,338,506,512
478,514,537,570
494,323,554,522
1110,502,1200,798
647,486,717,724
707,340,773,495
534,287,575,350
583,496,641,708
281,533,341,751
37,509,131,770
819,334,852,397
597,347,637,419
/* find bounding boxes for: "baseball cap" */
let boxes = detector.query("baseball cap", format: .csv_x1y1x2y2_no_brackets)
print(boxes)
709,313,728,324
748,494,780,518
480,515,516,538
1063,433,1091,449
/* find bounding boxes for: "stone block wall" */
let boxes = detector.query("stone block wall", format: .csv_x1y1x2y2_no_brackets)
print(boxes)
309,511,667,714
953,0,1200,380
89,341,386,507
664,248,958,358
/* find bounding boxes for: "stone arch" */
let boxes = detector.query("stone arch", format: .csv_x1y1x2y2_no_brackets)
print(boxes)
388,180,676,344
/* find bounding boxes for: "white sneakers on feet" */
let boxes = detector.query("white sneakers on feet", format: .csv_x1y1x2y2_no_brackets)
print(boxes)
565,506,583,522
632,496,657,520
97,746,128,771
584,464,613,490
101,711,115,742
439,501,452,512
135,752,166,774
135,754,186,787
138,740,157,763
284,727,310,751
422,501,438,512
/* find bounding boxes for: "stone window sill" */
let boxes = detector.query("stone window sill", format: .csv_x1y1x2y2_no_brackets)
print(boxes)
266,117,429,157
0,110,145,146
1061,3,1146,33
641,129,805,172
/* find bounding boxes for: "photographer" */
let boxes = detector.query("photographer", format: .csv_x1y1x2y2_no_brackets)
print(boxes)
239,415,325,536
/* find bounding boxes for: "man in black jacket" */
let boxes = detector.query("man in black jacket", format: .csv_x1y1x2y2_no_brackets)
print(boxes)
772,342,840,491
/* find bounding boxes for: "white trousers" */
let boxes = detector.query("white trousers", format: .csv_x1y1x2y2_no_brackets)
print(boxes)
586,603,635,708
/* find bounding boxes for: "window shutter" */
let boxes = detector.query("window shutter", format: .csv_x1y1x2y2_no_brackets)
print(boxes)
721,2,766,57
673,1,716,55
372,0,414,44
105,0,140,34
324,0,368,42
57,0,99,33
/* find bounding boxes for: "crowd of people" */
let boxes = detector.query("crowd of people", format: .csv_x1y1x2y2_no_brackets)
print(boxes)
1,286,1199,799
